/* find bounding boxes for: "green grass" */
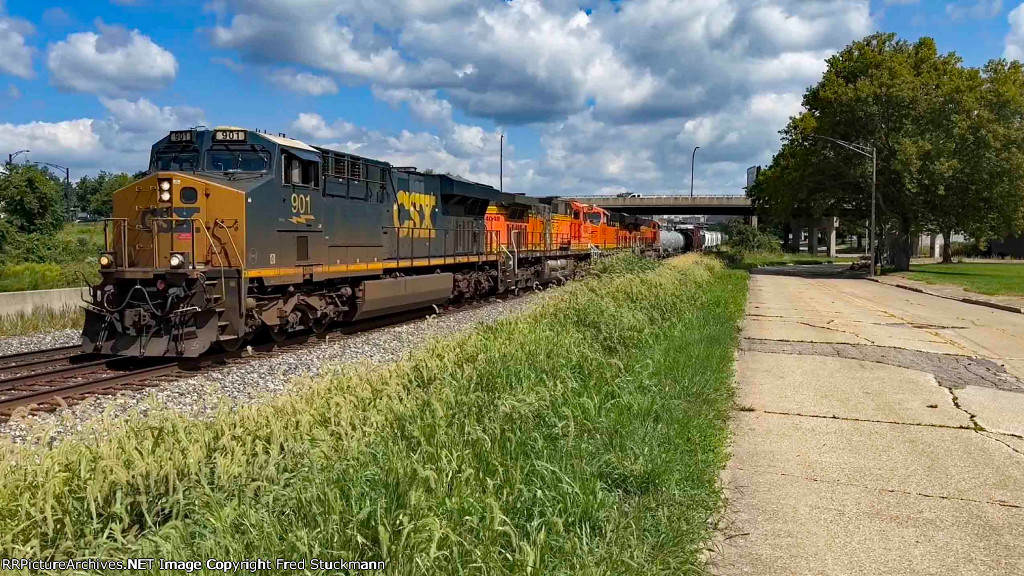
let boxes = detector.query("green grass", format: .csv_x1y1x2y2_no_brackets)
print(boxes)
0,254,748,575
0,306,84,338
724,250,855,271
901,262,1024,297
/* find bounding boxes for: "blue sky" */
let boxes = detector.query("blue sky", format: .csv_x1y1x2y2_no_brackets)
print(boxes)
0,0,1021,196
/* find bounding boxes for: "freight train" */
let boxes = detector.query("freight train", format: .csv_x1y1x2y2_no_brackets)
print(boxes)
83,127,671,357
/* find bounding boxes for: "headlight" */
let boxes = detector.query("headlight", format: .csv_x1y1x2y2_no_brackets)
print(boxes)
169,253,185,269
158,179,172,202
98,253,114,268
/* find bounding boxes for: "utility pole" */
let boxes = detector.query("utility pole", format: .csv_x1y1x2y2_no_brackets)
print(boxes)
499,133,504,194
809,134,877,277
690,146,700,198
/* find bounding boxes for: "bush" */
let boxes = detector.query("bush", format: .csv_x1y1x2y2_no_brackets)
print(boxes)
723,221,783,254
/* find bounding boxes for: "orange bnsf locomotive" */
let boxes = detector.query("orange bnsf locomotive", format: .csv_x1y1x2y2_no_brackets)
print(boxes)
83,127,660,357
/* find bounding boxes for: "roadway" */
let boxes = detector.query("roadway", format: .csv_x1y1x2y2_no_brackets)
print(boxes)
714,265,1024,575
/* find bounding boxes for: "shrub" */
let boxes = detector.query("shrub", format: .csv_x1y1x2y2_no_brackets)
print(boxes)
723,221,782,254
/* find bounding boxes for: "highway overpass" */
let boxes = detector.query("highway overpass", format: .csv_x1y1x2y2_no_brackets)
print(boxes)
561,195,753,216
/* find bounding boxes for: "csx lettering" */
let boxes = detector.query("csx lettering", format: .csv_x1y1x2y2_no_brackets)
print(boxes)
393,191,436,238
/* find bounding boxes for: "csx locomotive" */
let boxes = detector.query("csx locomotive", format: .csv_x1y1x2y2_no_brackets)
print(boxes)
83,127,661,357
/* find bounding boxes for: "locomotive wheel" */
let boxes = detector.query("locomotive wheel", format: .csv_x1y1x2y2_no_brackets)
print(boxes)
312,316,332,335
263,325,289,343
218,335,244,353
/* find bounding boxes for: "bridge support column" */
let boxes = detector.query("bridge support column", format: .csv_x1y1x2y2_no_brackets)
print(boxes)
748,214,758,228
789,220,803,252
826,217,838,258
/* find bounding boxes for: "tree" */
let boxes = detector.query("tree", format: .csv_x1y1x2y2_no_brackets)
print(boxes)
751,33,1024,270
0,164,65,235
87,173,134,218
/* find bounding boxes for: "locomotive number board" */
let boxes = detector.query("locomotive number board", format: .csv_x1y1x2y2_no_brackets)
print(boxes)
169,130,194,143
212,129,247,143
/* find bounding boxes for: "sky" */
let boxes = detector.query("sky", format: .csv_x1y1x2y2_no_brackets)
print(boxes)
0,0,1020,196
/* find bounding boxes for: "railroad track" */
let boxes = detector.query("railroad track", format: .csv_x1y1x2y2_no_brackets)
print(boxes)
0,295,524,421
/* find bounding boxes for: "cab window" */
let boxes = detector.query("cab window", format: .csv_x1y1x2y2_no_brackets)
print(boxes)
585,212,602,225
206,148,270,173
283,153,320,188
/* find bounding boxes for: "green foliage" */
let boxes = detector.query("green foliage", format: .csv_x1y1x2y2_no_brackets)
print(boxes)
0,164,65,235
903,263,1024,296
75,171,135,218
723,221,782,254
590,251,660,276
0,256,747,574
0,222,103,291
750,33,1024,271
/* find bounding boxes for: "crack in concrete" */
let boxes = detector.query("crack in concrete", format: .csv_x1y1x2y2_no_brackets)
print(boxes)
981,432,1024,458
748,408,973,431
946,387,983,431
736,466,1024,509
740,339,1024,393
792,321,876,344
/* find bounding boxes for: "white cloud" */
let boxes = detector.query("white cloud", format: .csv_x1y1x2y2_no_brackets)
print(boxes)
0,97,205,177
47,21,177,97
0,5,34,78
206,0,871,195
264,68,338,96
946,0,1003,20
1007,3,1024,59
290,105,506,188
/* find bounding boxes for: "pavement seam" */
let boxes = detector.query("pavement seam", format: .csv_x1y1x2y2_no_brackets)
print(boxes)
749,408,973,431
736,466,1024,509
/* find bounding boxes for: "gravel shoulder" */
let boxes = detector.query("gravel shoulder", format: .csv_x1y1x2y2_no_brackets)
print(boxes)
0,294,543,448
0,329,81,357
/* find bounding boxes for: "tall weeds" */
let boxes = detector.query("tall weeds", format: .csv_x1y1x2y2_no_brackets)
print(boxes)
0,255,747,575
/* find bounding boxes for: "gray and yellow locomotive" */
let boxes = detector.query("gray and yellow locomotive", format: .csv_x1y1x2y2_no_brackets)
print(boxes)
84,127,655,357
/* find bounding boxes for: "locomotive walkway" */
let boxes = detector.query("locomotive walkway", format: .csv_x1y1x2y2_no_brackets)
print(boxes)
714,265,1024,575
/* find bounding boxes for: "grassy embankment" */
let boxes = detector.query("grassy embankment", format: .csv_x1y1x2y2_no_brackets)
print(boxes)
0,254,747,574
900,262,1024,297
0,222,103,293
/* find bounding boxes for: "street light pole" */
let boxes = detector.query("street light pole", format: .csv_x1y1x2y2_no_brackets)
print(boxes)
6,149,29,165
690,146,700,198
871,146,876,278
499,133,503,194
809,135,877,277
33,161,72,222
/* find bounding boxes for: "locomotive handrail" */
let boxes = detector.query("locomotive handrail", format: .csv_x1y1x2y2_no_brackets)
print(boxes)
213,219,244,271
101,218,130,268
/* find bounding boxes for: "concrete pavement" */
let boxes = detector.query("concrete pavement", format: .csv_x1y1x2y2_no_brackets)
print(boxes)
714,266,1024,576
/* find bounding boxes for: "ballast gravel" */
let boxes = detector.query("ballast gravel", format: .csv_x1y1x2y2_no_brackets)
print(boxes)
0,329,80,357
0,294,542,448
